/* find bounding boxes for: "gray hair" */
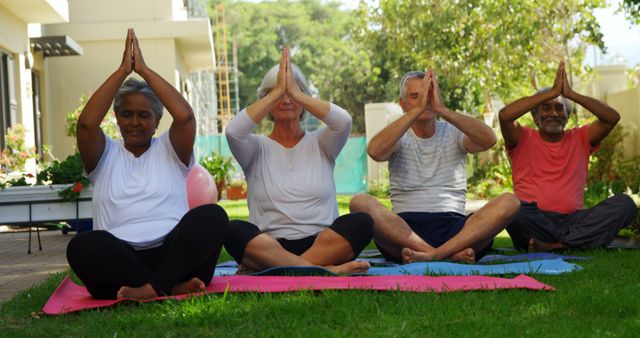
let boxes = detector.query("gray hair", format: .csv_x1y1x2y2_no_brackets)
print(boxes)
399,71,426,100
257,63,311,120
114,78,164,119
531,87,573,117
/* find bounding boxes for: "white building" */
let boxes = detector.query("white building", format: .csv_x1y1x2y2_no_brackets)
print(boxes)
0,0,217,162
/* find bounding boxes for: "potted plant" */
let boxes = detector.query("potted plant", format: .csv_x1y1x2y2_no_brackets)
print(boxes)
226,178,247,200
199,153,235,200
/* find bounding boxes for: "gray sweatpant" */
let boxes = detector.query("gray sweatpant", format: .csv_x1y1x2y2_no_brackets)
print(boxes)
507,194,638,250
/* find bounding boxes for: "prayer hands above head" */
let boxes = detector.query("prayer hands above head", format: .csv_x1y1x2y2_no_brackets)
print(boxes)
284,48,305,101
272,47,288,98
130,29,148,74
551,61,564,97
119,29,134,75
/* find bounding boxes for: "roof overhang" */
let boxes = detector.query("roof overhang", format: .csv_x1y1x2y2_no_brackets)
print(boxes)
30,35,82,57
42,19,214,70
0,0,69,24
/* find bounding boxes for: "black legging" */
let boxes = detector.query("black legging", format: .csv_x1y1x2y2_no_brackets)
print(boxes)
66,204,229,299
224,212,374,263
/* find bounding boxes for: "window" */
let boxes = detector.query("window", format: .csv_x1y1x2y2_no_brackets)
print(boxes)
0,51,17,150
32,71,43,160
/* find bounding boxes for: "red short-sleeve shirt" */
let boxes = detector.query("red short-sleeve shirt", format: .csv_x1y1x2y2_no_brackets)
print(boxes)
508,126,596,214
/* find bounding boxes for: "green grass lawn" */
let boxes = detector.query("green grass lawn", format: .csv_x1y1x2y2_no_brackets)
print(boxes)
1,197,639,337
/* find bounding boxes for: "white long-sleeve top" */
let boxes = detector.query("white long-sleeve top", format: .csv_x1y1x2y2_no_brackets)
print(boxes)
225,103,351,239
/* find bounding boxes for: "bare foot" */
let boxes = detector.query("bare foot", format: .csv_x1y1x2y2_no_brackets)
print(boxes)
528,238,566,252
236,264,256,275
171,277,205,296
401,248,436,264
117,283,158,300
451,248,476,263
325,261,370,274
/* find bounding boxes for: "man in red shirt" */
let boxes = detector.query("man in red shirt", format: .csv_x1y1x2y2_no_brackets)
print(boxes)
498,62,638,252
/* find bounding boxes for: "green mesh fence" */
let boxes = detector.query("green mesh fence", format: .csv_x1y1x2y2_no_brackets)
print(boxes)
195,135,367,194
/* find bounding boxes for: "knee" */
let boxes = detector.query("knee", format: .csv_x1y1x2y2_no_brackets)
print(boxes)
349,194,377,213
496,193,521,217
188,204,229,235
66,231,110,266
610,194,638,216
350,212,374,235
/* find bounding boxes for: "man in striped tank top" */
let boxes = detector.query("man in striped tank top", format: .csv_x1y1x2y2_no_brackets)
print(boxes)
350,70,520,263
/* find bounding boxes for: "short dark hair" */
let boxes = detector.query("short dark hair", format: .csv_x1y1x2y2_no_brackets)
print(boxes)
114,78,164,119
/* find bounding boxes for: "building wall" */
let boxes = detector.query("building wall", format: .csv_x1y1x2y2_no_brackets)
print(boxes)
39,0,214,159
67,0,177,23
0,7,31,149
363,103,403,184
43,37,184,158
607,88,640,158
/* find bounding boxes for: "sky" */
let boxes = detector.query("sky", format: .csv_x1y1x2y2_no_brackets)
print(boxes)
588,4,640,66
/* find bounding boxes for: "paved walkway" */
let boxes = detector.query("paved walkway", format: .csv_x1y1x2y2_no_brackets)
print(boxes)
0,229,72,303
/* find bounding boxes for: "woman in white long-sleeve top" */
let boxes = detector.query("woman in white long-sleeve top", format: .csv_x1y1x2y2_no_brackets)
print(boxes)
224,48,373,274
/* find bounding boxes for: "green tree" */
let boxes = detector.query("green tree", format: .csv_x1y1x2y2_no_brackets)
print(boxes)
353,0,607,116
209,0,380,133
621,0,640,24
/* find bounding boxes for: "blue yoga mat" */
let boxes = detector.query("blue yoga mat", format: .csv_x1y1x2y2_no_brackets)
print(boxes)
213,258,581,277
359,252,590,267
478,252,591,263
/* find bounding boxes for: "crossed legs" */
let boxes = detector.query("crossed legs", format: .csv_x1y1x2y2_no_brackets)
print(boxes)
349,193,520,263
225,213,373,274
67,204,229,300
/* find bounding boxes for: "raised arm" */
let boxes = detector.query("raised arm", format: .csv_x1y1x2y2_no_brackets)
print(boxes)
561,67,620,147
130,30,195,166
430,73,496,154
367,73,432,162
286,49,331,120
76,29,133,173
244,48,287,124
498,62,564,149
283,49,350,158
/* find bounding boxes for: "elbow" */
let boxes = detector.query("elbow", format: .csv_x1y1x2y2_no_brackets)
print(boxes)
611,111,621,125
497,107,509,123
367,145,384,162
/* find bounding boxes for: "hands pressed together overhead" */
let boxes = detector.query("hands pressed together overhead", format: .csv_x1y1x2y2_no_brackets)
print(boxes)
551,61,576,100
272,47,305,103
120,28,148,76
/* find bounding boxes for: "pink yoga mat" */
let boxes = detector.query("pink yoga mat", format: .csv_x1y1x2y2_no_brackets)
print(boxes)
43,274,553,315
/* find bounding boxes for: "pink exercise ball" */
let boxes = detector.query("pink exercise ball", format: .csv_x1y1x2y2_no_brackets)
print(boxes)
186,164,218,209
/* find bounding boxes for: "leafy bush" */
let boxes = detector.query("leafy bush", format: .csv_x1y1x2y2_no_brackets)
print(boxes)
467,139,513,199
1,124,36,173
37,152,90,201
585,125,640,236
199,153,235,186
368,168,390,198
65,94,120,140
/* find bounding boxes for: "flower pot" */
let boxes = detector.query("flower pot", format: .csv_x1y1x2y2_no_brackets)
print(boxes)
226,186,247,200
0,184,93,225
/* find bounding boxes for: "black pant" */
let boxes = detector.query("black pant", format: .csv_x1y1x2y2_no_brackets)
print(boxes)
224,212,373,264
66,204,229,299
507,194,638,250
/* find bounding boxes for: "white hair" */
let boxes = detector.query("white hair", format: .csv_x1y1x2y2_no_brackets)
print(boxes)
257,63,311,120
399,71,426,100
